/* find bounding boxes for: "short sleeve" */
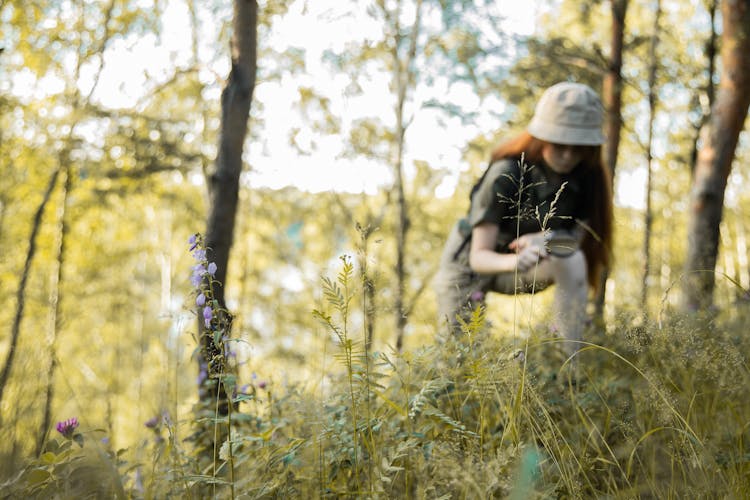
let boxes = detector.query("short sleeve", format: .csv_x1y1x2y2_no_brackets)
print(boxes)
468,159,520,228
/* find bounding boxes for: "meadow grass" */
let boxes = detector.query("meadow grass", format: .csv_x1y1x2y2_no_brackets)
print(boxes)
4,266,749,499
3,214,749,497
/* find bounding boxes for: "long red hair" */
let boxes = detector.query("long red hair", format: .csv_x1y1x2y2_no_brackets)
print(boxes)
490,132,613,290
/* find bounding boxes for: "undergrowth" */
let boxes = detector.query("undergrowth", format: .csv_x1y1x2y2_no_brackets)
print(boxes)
3,259,750,499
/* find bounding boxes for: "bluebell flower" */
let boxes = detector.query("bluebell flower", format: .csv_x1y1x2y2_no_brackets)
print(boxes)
196,293,206,306
190,272,202,287
192,248,206,261
207,262,217,277
190,264,207,287
188,234,199,251
203,306,213,328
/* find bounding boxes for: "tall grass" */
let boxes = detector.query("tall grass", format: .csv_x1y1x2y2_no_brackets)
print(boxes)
4,212,750,500
3,265,750,497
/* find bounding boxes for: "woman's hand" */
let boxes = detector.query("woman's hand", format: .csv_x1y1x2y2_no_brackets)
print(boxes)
509,232,548,272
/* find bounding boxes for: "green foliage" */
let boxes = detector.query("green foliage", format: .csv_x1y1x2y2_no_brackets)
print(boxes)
2,0,750,498
3,248,750,497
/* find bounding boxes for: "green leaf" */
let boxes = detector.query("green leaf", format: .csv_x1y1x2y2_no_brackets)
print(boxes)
25,468,52,486
181,474,231,485
73,433,84,448
233,393,254,403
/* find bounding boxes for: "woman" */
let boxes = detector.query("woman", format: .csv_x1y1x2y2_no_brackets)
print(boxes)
435,82,613,356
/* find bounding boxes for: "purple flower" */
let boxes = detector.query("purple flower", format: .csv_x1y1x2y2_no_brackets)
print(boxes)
207,262,217,277
190,273,202,287
144,416,159,429
196,293,206,306
257,380,268,390
190,264,207,287
203,305,213,328
197,364,208,385
188,234,198,251
192,248,206,261
56,417,79,439
470,290,485,302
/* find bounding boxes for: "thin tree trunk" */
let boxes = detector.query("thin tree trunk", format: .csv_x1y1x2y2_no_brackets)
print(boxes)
0,166,62,411
393,0,422,351
594,0,628,316
641,0,661,314
198,0,257,413
36,166,71,455
684,0,750,311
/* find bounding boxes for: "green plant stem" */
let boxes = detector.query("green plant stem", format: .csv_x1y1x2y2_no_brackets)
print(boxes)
225,373,235,500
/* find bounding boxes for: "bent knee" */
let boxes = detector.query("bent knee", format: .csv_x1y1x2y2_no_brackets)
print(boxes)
549,250,587,283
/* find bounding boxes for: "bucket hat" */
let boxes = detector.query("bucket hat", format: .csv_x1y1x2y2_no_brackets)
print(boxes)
527,82,605,146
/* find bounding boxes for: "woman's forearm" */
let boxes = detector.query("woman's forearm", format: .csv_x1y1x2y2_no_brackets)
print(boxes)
469,248,518,274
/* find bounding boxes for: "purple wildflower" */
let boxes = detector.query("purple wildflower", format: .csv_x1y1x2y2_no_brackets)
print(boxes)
196,293,206,306
207,262,217,277
190,264,207,287
144,416,159,429
192,248,206,261
203,305,213,328
190,273,202,287
197,364,208,385
257,380,268,390
56,417,79,439
470,290,485,302
188,234,198,251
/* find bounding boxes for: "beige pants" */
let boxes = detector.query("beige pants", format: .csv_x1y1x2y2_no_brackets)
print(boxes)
435,224,587,357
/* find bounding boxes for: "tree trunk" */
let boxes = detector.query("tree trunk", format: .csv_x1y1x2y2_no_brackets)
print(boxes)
594,0,628,316
393,0,422,351
684,0,750,311
641,0,661,314
690,0,719,172
0,166,61,412
37,165,71,455
198,0,257,413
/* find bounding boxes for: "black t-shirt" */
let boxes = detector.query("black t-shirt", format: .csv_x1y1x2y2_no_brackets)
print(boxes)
458,157,590,254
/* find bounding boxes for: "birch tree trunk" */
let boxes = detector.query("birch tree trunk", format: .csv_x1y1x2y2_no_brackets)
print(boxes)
684,0,750,311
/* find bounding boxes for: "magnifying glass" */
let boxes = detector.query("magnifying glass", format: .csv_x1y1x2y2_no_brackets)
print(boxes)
545,231,579,258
